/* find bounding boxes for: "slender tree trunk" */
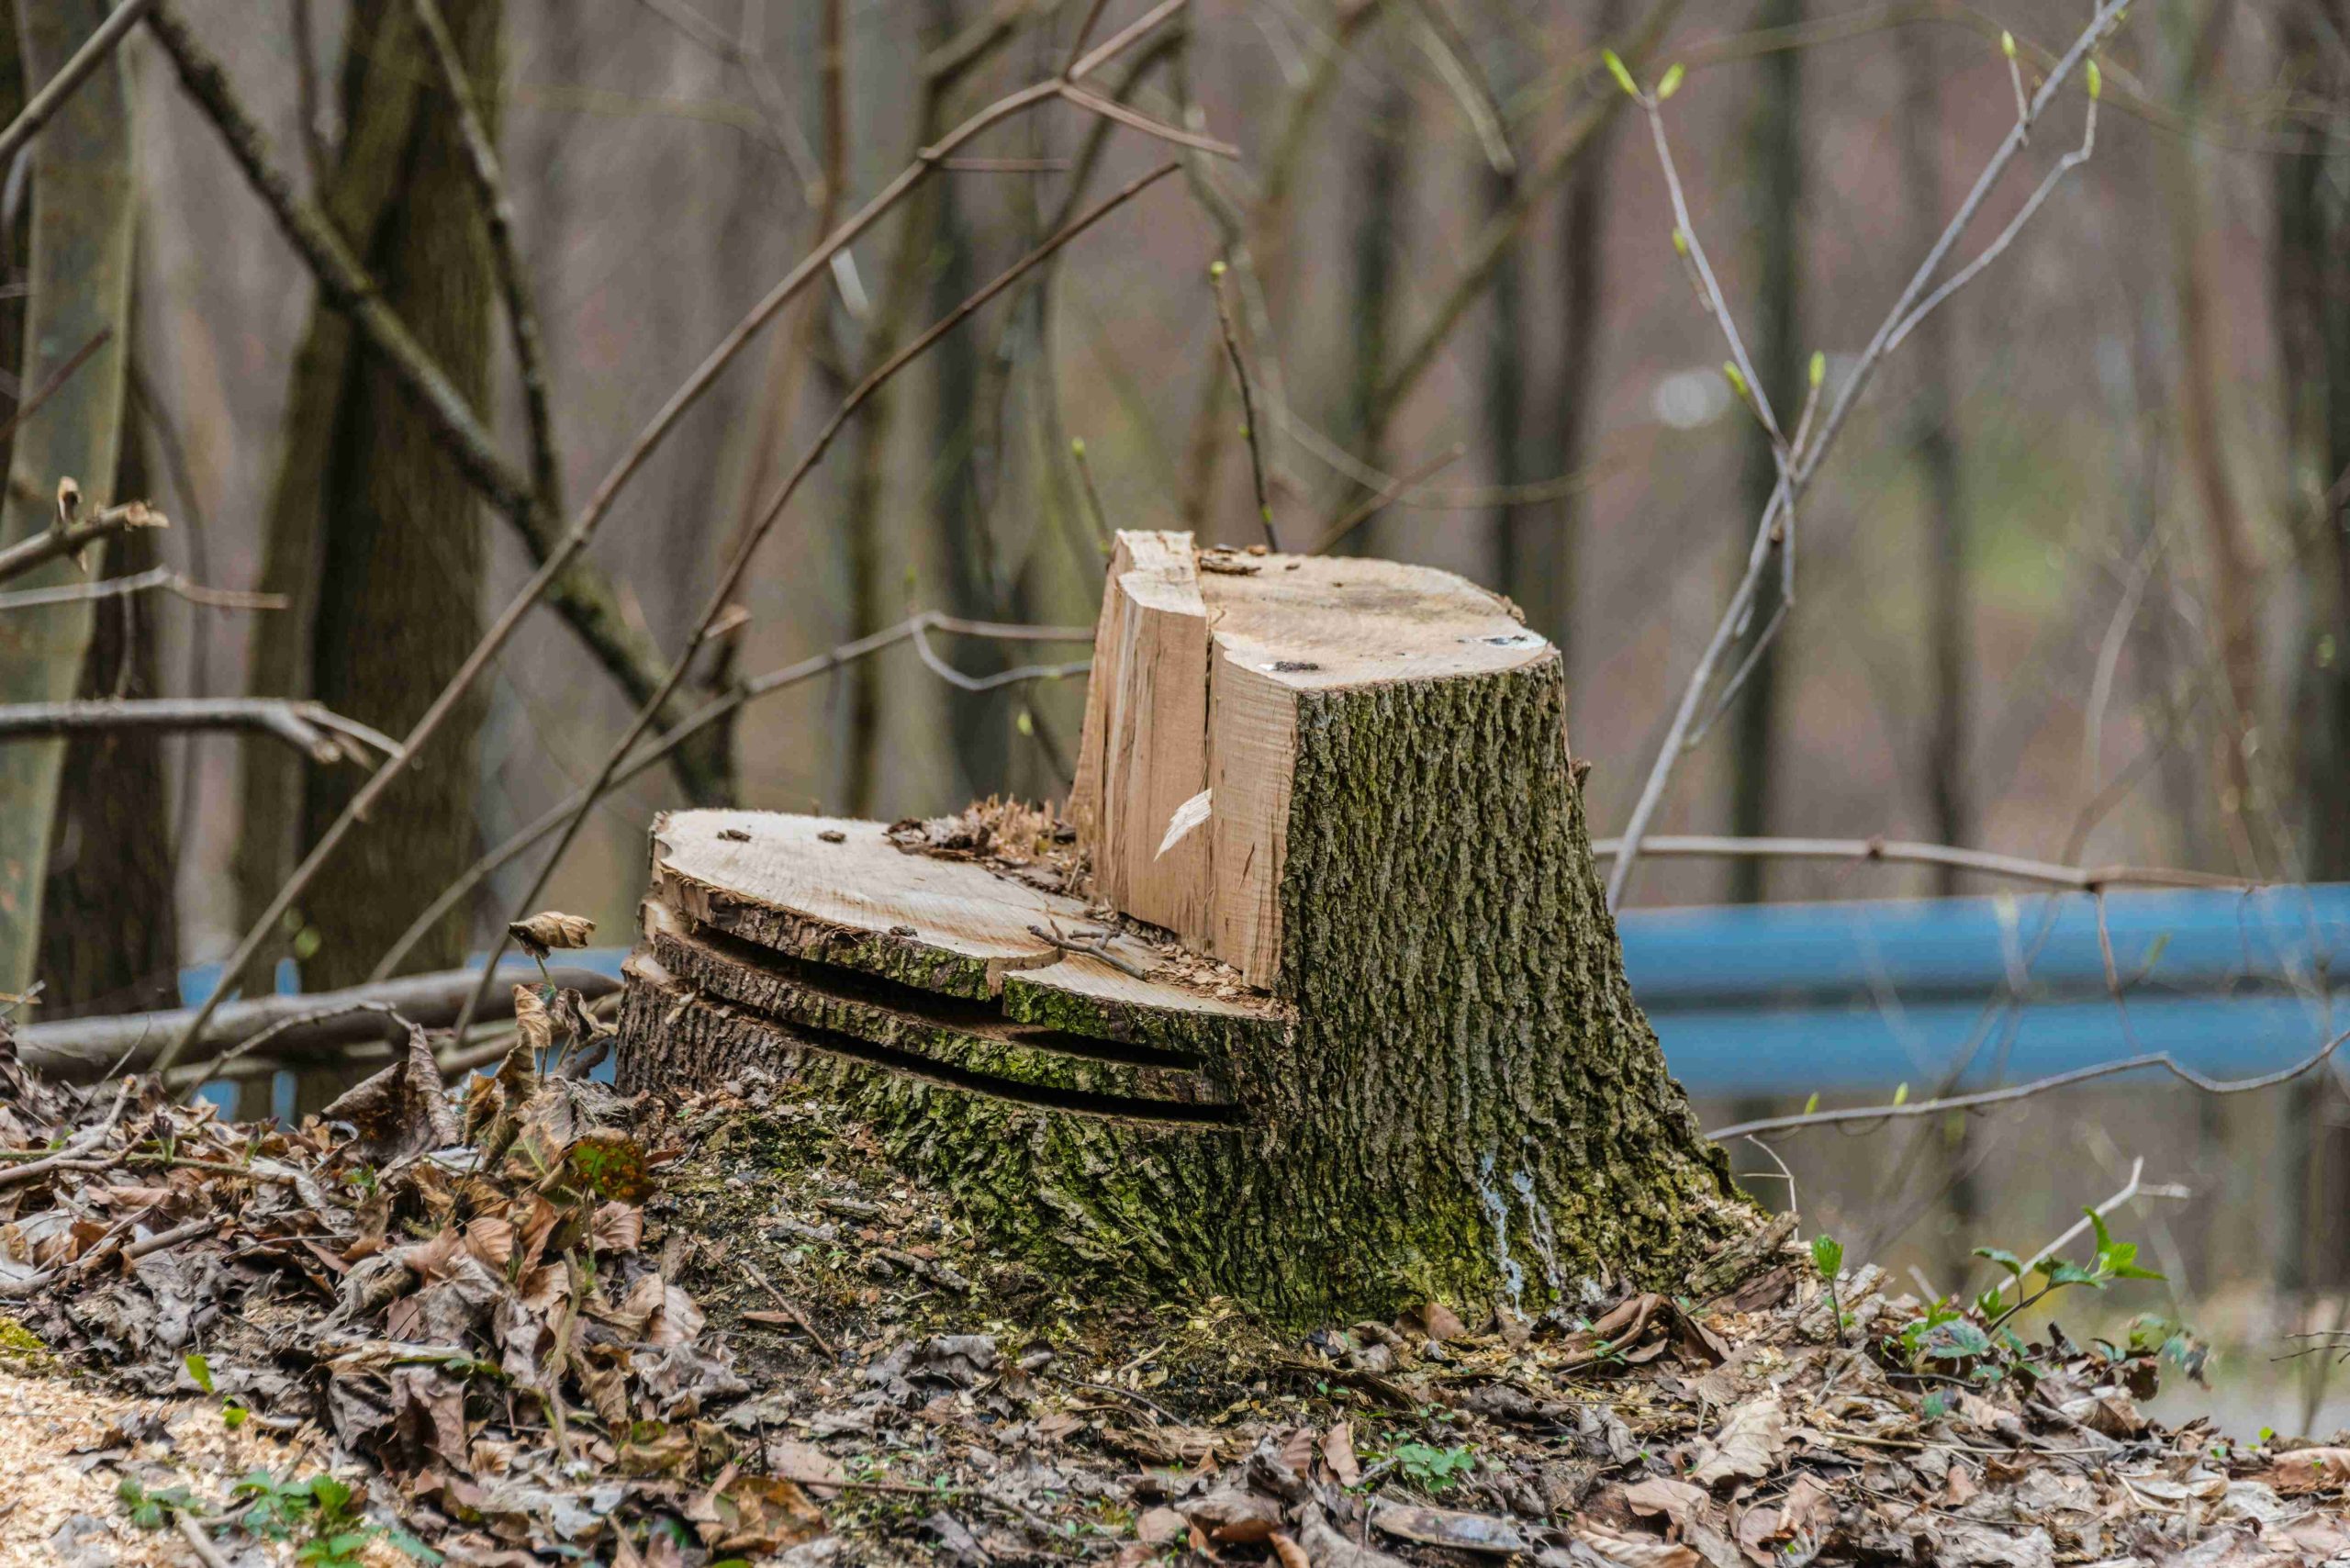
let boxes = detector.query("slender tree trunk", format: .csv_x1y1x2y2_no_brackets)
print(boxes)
0,0,137,999
279,0,503,990
1336,69,1412,555
36,326,180,1016
1728,0,1801,905
1523,0,1627,663
1897,25,1972,896
2275,0,2350,1293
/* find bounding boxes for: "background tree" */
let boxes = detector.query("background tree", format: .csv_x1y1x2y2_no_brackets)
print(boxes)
0,0,137,1000
232,0,502,990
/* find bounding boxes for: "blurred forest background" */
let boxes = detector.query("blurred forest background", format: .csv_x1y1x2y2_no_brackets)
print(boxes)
1,0,2347,1425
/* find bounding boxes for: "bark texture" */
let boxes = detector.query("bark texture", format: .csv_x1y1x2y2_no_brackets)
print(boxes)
240,0,502,993
621,642,1748,1325
0,0,137,995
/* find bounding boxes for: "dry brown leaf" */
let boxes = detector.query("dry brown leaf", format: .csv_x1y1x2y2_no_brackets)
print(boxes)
1691,1390,1787,1487
1136,1506,1189,1546
512,985,553,1058
1322,1419,1360,1486
767,1438,845,1497
509,911,596,959
2262,1445,2350,1494
1577,1519,1705,1568
1270,1530,1312,1568
591,1201,643,1254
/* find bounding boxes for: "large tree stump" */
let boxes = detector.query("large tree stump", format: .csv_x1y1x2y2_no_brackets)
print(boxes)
617,534,1750,1323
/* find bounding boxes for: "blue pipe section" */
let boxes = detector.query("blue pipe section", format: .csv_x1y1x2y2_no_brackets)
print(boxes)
181,885,2349,1100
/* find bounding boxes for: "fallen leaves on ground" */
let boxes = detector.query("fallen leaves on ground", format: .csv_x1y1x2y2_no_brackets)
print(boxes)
3,1023,2346,1566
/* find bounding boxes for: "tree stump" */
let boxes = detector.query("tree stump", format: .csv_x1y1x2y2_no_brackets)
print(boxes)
617,533,1750,1323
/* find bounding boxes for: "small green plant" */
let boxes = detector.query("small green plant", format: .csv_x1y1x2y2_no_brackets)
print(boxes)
1974,1206,2162,1334
233,1470,441,1567
1384,1440,1476,1495
1809,1234,1849,1345
118,1477,201,1530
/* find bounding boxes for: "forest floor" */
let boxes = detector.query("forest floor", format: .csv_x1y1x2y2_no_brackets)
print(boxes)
4,1015,2348,1568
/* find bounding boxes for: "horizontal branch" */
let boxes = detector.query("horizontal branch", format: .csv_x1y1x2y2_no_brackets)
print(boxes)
0,496,164,585
0,698,399,765
0,565,282,613
1707,1026,2350,1141
1587,834,2251,893
16,963,620,1081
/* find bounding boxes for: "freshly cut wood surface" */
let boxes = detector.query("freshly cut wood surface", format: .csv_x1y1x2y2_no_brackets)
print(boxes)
1076,534,1554,985
647,809,1278,1039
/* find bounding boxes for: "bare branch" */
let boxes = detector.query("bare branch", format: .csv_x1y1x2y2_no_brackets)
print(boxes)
0,565,281,613
410,0,564,522
1606,0,2130,908
1707,1027,2350,1142
0,0,156,168
1588,833,2251,893
452,163,1181,1037
1309,442,1466,555
17,966,618,1082
0,697,399,764
157,7,1199,1073
1210,261,1278,547
0,496,163,587
0,329,113,452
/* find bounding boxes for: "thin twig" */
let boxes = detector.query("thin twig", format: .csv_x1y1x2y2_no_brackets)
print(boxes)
0,497,163,587
175,1512,232,1568
0,0,156,168
1210,262,1277,547
1706,1026,2350,1141
1606,1,2128,909
0,329,113,451
0,1080,130,1191
410,0,564,524
1586,834,2251,893
1309,443,1466,554
1069,438,1115,555
0,565,281,613
153,7,1194,1075
0,698,398,765
1027,922,1152,980
174,1001,407,1100
451,165,1182,1037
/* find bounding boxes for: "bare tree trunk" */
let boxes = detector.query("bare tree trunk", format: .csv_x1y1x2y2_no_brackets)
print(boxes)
1728,0,1801,905
2274,0,2350,1294
37,319,181,1017
2159,0,2272,877
1336,66,1412,554
1897,25,1972,897
277,0,503,990
0,0,137,999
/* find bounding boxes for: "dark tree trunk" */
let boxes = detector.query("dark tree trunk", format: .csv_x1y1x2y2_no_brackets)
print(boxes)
1336,69,1412,555
36,348,181,1017
239,0,502,992
1728,0,1801,905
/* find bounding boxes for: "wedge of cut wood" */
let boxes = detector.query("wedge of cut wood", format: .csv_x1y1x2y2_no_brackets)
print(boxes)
1072,536,1549,985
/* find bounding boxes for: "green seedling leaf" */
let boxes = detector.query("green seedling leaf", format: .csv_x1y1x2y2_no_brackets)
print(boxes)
185,1351,215,1393
1656,62,1684,99
1602,50,1639,98
1808,1235,1844,1279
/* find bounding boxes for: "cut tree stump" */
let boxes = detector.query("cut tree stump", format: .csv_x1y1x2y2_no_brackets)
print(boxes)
617,533,1751,1323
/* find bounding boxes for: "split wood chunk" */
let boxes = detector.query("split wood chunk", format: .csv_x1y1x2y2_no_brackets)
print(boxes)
619,542,1754,1324
1070,533,1549,985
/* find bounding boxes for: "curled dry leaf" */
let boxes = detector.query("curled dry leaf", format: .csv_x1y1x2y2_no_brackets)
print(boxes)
1691,1390,1788,1487
1321,1418,1360,1486
509,910,596,959
1576,1519,1706,1568
511,984,552,1058
2261,1446,2350,1495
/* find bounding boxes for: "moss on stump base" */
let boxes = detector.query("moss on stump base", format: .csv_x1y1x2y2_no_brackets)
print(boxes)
617,536,1752,1325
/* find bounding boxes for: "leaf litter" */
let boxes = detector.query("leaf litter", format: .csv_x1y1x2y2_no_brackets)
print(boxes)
2,1011,2346,1565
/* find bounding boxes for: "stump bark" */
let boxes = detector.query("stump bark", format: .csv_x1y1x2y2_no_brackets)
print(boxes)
618,533,1751,1323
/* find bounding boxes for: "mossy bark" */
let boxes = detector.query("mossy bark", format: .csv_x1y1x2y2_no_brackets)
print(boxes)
622,653,1748,1324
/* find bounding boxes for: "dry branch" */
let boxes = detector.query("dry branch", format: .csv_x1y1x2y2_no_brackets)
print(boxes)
153,0,1196,1075
0,698,398,765
1707,1026,2350,1141
0,0,157,166
0,566,281,613
455,162,1182,1036
1588,834,2252,893
1606,0,2127,907
17,964,618,1082
0,497,162,587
